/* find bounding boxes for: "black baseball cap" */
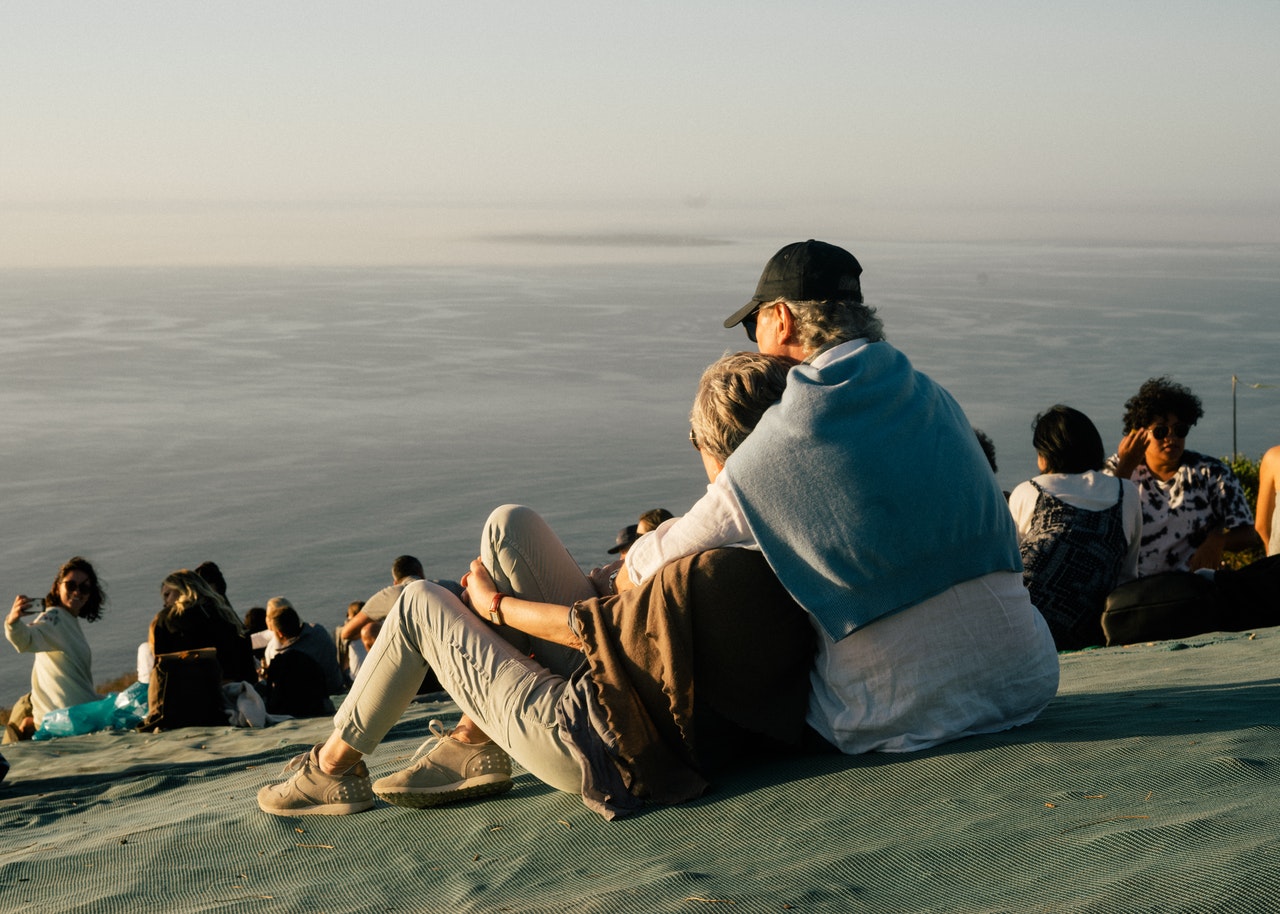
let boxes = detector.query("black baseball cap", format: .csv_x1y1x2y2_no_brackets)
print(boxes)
607,524,640,555
724,239,864,328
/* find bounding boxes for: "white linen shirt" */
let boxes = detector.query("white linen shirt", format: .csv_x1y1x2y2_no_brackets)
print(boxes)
623,446,1059,754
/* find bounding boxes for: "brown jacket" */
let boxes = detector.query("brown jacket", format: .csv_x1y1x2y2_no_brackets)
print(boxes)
571,548,815,805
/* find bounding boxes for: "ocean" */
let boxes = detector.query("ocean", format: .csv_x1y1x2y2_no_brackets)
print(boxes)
4,239,1279,702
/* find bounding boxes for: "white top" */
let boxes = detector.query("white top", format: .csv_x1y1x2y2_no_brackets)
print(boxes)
259,629,282,665
1008,470,1143,583
625,473,753,585
623,460,1060,754
6,606,97,726
136,641,155,685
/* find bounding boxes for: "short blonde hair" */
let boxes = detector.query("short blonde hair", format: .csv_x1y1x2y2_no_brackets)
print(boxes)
266,596,302,638
689,351,792,465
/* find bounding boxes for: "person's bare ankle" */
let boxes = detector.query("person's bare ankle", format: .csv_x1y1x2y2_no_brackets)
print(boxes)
317,738,363,775
450,721,491,745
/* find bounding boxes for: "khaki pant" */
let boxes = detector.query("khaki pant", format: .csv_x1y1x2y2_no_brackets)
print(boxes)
332,505,596,792
3,693,34,744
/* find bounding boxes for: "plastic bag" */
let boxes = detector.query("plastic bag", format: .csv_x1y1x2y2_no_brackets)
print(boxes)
32,681,149,740
33,695,116,739
111,681,149,730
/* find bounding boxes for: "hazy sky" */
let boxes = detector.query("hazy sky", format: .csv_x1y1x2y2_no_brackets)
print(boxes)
4,2,1279,266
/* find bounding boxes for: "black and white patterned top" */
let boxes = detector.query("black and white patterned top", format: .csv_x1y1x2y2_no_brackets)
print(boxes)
1107,450,1254,575
1020,477,1129,650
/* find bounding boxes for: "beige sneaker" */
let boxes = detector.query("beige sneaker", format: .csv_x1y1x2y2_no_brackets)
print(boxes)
373,720,513,808
257,745,375,816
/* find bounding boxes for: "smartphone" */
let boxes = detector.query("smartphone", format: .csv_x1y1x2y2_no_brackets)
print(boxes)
22,597,45,614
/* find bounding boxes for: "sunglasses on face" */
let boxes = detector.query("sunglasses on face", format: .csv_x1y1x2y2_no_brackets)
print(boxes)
62,579,92,595
1150,423,1191,441
742,302,773,343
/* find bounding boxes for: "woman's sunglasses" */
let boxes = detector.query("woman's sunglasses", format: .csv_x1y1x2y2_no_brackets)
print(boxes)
62,579,93,595
1150,423,1191,440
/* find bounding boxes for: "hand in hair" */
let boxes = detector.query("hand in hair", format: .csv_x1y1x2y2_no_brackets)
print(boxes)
1113,428,1149,479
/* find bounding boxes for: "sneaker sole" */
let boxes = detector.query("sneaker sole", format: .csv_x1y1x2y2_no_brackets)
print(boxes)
373,777,513,808
258,798,375,816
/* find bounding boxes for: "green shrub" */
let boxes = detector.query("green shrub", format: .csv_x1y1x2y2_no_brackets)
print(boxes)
1223,453,1263,569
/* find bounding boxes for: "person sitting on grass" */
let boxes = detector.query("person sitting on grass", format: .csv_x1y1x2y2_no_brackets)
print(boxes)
257,350,814,820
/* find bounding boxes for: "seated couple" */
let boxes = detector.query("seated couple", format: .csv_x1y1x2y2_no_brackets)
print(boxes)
258,240,1059,820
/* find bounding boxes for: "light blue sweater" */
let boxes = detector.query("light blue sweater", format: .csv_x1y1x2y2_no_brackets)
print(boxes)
724,340,1021,641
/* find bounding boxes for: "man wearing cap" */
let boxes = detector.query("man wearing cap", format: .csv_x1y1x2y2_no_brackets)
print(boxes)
624,240,1059,755
607,524,640,559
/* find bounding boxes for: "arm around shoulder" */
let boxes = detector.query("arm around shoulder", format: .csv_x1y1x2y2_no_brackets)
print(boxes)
624,475,752,586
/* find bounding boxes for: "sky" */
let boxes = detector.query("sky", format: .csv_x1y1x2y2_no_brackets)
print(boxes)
3,1,1279,267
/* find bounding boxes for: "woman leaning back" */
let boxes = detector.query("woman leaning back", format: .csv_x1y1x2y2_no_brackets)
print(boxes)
256,351,815,820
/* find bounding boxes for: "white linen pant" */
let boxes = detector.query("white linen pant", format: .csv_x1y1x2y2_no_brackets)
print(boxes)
332,505,597,792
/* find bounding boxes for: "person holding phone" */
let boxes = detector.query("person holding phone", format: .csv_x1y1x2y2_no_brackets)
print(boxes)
4,556,105,742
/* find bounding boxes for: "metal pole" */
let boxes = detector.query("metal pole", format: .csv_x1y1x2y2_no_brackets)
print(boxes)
1232,374,1238,460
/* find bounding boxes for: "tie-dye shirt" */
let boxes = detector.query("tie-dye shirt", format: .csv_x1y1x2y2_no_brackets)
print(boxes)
1105,450,1253,575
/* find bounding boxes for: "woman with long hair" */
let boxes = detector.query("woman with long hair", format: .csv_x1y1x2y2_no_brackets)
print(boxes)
139,569,257,731
5,557,106,741
151,569,255,684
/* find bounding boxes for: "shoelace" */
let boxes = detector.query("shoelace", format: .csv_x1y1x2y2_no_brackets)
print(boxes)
406,719,450,766
282,749,314,773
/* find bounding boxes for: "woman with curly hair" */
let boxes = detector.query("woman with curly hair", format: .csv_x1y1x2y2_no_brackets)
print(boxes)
5,557,106,741
1108,377,1258,575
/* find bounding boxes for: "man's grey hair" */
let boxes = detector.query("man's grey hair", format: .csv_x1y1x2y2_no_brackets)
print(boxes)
772,298,885,351
689,351,793,466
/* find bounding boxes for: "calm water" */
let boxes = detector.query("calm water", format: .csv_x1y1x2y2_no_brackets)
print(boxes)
3,240,1279,700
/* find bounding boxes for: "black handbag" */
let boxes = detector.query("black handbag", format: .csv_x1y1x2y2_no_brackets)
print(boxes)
1101,572,1219,646
138,647,225,731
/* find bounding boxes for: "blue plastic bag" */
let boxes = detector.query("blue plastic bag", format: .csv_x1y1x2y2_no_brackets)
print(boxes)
111,681,148,729
32,681,149,740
